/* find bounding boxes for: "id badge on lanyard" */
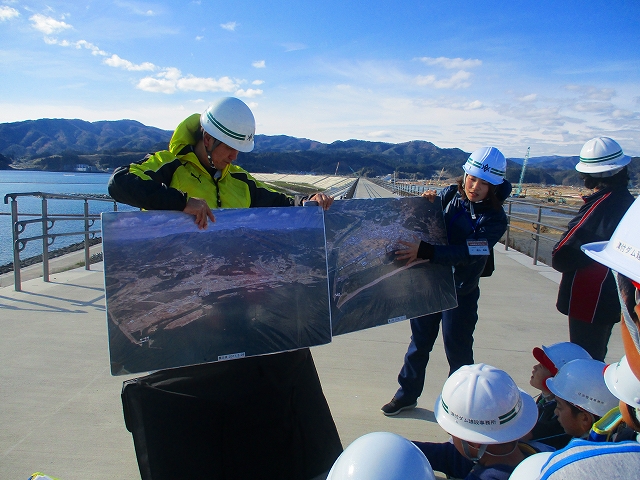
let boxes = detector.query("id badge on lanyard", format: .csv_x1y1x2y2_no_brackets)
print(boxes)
467,239,490,255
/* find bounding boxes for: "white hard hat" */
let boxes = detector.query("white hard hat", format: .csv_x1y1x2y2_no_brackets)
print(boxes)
532,342,592,376
581,195,640,285
462,147,507,185
604,356,640,409
575,136,630,176
326,432,436,480
434,364,537,444
200,97,255,152
508,451,553,480
546,359,618,417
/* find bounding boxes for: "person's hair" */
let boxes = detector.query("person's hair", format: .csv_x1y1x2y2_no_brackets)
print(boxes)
194,127,205,143
582,166,629,190
457,176,503,210
568,402,601,422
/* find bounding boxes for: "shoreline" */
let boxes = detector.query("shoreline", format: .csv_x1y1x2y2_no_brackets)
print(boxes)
0,240,103,288
0,238,103,275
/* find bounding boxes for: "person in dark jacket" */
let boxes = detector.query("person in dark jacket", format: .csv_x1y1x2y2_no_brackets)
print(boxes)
109,97,342,480
382,146,511,416
552,137,634,361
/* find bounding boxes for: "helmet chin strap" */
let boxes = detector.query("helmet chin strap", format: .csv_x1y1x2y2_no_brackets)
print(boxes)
461,440,487,462
206,137,223,169
483,442,519,457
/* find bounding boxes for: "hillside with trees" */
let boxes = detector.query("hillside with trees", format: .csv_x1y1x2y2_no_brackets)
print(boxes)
0,118,637,186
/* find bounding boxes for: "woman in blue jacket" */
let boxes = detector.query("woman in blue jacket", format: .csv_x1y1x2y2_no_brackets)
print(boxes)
382,146,511,416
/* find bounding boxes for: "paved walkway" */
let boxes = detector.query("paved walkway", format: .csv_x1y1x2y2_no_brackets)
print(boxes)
0,189,626,479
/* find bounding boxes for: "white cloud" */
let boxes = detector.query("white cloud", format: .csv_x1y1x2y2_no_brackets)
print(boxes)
416,56,482,69
572,101,614,114
44,37,109,56
252,60,266,68
252,80,264,85
30,13,72,34
611,109,636,119
415,70,472,89
235,88,263,98
519,93,537,102
137,69,239,94
220,21,237,31
178,75,237,92
566,85,616,101
76,40,108,56
137,71,180,94
195,35,203,41
0,6,19,21
104,54,156,71
367,130,393,138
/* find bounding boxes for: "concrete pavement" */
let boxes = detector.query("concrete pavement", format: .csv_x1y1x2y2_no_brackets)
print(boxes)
0,183,626,479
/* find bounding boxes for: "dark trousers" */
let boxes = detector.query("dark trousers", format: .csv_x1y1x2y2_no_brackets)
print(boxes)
569,316,617,361
395,287,480,402
122,348,342,480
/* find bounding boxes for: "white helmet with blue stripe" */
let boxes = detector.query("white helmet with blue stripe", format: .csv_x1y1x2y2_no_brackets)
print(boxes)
200,97,255,152
575,136,630,176
462,147,507,185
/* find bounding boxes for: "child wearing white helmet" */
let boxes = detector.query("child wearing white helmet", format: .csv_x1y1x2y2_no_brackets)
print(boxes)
545,358,618,439
383,147,512,416
603,356,640,441
507,440,640,480
326,432,436,480
551,137,634,361
522,342,591,449
413,363,539,480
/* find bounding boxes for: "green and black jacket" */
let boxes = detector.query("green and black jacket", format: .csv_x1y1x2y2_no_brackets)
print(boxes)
108,113,296,210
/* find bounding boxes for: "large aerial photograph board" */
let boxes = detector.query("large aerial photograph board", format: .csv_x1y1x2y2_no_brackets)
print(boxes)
102,207,330,375
325,197,457,336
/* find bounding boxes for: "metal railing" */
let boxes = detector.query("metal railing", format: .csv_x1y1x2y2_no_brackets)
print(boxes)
503,199,577,265
372,179,579,265
3,192,118,291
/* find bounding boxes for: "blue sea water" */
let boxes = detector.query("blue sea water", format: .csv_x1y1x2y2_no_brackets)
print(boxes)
0,170,135,267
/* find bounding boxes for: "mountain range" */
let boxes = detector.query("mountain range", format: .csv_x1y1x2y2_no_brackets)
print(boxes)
0,118,637,186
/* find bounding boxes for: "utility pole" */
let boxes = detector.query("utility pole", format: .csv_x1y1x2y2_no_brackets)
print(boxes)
514,147,530,197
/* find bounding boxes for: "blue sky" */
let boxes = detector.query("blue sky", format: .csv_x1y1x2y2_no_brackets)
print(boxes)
1,0,639,157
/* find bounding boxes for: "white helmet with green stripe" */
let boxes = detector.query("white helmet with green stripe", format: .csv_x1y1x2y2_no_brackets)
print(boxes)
434,364,537,444
200,97,255,152
462,147,507,185
576,136,630,177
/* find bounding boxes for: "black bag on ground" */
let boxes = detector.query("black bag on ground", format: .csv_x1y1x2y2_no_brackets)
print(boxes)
121,348,343,480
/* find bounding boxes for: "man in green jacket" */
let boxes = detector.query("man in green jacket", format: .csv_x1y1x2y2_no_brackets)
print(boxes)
108,97,341,480
109,96,332,228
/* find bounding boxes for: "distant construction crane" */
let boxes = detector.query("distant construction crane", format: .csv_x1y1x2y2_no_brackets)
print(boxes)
513,147,530,197
334,162,340,176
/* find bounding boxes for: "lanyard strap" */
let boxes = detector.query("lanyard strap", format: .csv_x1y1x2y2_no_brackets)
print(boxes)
447,202,477,244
